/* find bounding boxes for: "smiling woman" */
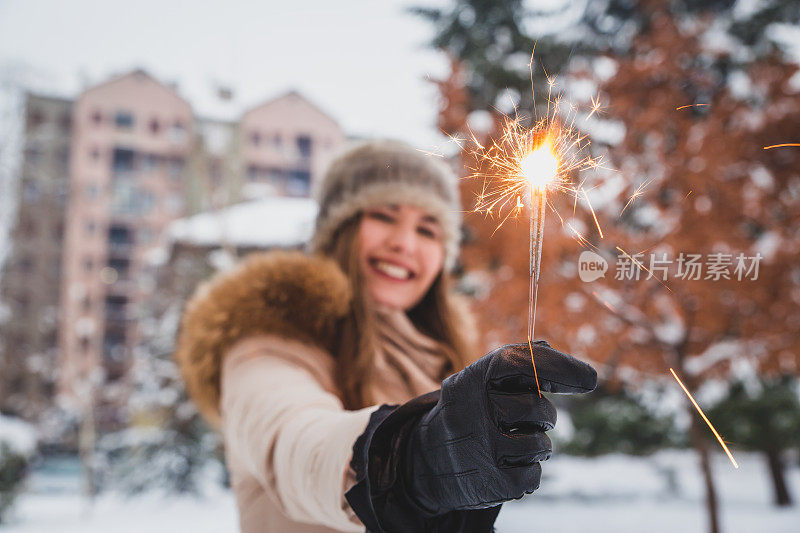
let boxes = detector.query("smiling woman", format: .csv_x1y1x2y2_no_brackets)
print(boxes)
174,139,596,533
358,204,445,310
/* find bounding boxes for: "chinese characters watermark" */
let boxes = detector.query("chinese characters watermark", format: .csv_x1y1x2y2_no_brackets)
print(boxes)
578,252,763,282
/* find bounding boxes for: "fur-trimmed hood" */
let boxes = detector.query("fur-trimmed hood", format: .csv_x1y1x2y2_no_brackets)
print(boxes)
174,251,351,426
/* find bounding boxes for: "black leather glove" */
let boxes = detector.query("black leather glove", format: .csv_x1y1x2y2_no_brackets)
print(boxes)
345,341,598,533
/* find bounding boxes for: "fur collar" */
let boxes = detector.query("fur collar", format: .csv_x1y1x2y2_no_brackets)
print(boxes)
174,251,351,426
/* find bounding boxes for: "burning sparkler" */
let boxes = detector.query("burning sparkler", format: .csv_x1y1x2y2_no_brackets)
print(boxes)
465,72,602,394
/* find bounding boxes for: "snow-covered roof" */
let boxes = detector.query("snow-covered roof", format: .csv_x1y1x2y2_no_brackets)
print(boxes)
168,196,318,249
0,413,37,457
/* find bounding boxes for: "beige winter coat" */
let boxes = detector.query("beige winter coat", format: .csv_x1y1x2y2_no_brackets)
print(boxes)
175,251,473,532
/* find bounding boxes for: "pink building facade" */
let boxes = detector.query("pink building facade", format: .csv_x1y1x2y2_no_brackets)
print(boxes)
58,71,194,410
239,91,345,199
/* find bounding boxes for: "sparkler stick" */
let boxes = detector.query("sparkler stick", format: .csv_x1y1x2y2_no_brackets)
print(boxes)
670,368,739,469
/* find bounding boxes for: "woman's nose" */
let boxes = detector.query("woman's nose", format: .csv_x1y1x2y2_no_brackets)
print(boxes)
386,224,417,253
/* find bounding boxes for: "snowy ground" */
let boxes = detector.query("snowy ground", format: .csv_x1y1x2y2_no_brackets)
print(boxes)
2,450,799,532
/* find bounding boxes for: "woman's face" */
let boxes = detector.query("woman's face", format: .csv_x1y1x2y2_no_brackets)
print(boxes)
357,204,445,311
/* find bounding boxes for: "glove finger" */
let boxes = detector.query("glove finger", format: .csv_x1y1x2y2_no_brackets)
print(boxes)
487,342,598,394
495,431,552,468
498,460,543,500
488,390,557,432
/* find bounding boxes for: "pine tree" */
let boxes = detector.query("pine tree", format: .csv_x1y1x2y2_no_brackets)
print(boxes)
707,377,800,506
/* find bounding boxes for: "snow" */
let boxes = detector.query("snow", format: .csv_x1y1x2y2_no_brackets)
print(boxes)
0,414,37,457
728,70,755,100
592,56,618,82
685,340,748,377
753,230,781,261
578,116,626,146
168,196,318,249
3,451,799,532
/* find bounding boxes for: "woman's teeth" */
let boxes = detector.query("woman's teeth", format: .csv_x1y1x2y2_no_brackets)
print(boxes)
373,260,412,280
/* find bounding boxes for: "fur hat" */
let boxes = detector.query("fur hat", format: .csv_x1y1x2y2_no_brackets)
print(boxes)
309,139,462,270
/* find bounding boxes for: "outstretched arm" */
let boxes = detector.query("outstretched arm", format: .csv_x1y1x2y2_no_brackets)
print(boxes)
220,335,377,531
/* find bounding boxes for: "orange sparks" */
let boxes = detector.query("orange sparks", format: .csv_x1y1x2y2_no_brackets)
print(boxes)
670,368,739,469
582,188,604,238
615,246,673,293
620,177,655,216
587,94,604,119
763,143,800,150
676,103,709,110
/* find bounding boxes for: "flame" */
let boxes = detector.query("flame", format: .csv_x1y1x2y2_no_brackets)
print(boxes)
520,136,559,192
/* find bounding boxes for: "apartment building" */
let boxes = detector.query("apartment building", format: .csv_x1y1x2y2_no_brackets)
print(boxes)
239,91,345,198
0,69,346,425
56,71,195,417
0,94,72,420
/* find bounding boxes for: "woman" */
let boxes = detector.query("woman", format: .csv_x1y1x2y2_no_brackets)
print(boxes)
175,140,596,533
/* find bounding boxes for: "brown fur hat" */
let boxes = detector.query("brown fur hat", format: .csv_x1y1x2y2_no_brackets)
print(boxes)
174,251,351,426
310,139,462,270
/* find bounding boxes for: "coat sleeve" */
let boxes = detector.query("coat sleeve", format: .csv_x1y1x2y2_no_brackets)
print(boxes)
220,334,378,530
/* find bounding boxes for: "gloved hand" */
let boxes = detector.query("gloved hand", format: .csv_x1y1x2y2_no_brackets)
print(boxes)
345,341,598,533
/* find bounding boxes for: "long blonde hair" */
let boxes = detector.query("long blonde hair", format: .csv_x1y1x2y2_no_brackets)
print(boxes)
323,215,475,409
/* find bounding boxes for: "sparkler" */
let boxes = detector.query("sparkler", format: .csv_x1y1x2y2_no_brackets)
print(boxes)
465,71,601,394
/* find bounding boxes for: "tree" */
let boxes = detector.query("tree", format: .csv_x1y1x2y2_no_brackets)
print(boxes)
708,376,800,506
416,2,800,532
561,383,682,456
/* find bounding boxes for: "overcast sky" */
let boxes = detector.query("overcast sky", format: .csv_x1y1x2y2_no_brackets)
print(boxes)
0,0,451,148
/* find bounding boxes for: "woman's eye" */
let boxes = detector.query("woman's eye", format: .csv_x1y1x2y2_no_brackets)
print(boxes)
367,211,395,223
417,226,439,239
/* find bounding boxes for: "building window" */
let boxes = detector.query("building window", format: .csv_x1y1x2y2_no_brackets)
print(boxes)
114,111,134,129
60,112,72,132
82,296,92,312
85,183,100,199
22,180,41,203
19,217,36,237
296,135,312,158
288,169,311,195
143,153,160,171
28,109,45,129
139,190,155,214
112,147,136,173
85,220,96,235
55,222,64,239
56,182,70,206
80,336,91,353
168,157,184,180
90,147,101,161
169,120,187,143
149,118,160,134
108,224,133,246
91,110,103,125
250,131,261,146
16,293,30,314
57,147,70,167
18,256,33,273
108,257,130,279
273,134,282,148
84,258,94,272
24,145,42,163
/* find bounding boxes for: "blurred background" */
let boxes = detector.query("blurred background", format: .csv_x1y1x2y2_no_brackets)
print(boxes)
1,1,799,532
